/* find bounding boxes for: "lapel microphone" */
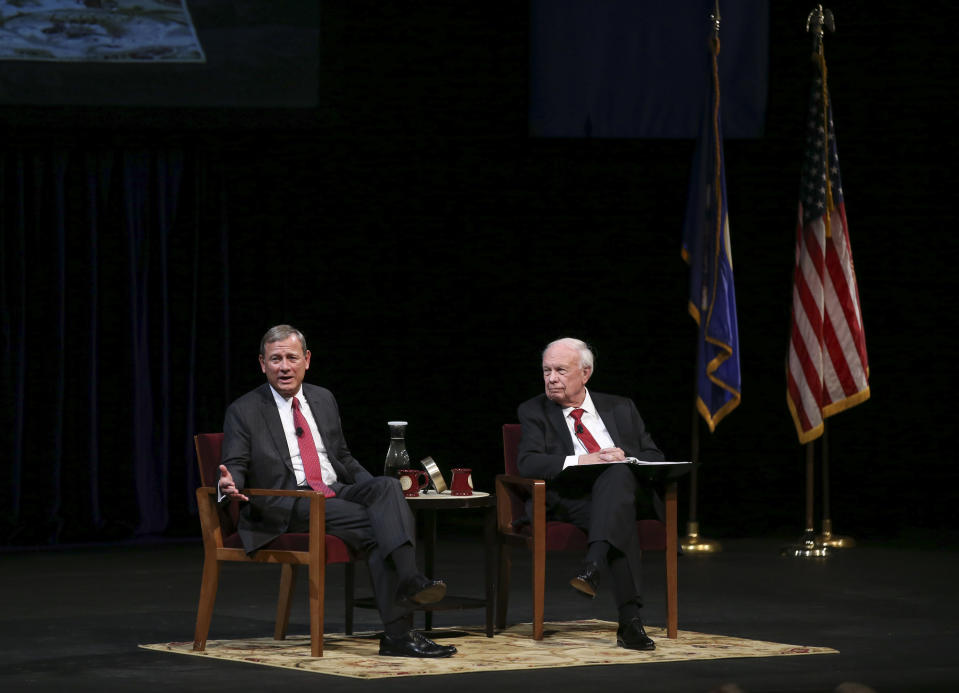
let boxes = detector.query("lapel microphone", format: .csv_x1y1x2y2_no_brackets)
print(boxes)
295,427,304,437
575,424,584,434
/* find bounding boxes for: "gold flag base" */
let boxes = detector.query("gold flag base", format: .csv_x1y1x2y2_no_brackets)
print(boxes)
681,521,722,553
782,530,830,558
816,519,856,549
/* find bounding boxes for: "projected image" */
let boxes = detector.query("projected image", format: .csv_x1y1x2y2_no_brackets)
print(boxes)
0,0,205,62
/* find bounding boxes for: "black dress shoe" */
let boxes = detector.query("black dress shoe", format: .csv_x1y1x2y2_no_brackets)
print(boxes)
569,561,600,598
379,630,457,658
616,618,655,651
399,574,447,605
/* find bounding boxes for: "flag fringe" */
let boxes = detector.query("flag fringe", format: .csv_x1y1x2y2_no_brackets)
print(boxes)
821,387,871,418
696,392,740,433
786,390,825,443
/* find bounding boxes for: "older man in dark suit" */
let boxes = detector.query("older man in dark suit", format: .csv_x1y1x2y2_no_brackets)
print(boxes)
217,324,455,658
517,337,665,651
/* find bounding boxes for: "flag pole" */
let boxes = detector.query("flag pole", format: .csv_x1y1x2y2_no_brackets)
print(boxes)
782,4,838,559
817,420,856,548
682,394,721,553
681,0,724,555
807,2,854,554
783,438,830,557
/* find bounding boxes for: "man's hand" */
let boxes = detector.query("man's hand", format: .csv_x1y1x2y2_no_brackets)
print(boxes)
578,447,626,465
218,464,249,502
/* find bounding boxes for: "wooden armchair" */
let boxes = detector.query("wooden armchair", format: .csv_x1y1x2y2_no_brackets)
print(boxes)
494,424,678,640
192,432,357,657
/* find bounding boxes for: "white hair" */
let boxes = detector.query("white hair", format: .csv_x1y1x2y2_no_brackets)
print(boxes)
543,337,594,371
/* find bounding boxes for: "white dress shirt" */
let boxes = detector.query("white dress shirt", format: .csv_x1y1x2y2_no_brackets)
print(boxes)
271,386,339,487
560,390,616,469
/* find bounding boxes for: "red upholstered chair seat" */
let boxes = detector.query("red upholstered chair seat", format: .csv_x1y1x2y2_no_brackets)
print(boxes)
219,531,354,563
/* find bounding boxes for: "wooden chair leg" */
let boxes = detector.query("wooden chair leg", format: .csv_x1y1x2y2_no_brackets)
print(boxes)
484,504,497,637
275,564,297,640
307,496,326,657
344,562,355,635
496,543,511,630
531,482,546,641
665,481,678,638
193,557,221,651
531,541,545,641
308,561,324,657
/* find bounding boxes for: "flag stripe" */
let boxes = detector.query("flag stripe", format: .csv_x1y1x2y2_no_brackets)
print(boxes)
788,324,819,429
826,207,869,369
822,308,855,399
786,358,814,433
791,289,823,401
824,224,862,346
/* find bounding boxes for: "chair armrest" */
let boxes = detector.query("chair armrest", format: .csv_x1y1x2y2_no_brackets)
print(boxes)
495,474,545,534
194,486,328,552
243,488,325,499
195,486,324,499
195,486,325,504
495,474,542,494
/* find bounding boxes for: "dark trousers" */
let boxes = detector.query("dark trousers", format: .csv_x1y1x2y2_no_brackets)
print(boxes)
290,475,416,625
549,464,645,607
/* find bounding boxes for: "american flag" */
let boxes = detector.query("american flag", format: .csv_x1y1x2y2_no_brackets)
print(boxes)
786,59,870,443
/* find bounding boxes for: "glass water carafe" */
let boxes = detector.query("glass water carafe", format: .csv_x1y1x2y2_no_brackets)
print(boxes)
383,421,410,478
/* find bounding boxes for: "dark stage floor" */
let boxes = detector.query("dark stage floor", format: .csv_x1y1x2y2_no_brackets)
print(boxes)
2,528,957,693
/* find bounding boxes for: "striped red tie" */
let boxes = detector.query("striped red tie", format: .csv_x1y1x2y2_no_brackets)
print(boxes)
570,408,601,453
292,397,336,498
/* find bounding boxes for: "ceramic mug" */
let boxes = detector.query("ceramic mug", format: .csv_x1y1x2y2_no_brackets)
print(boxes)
450,468,473,496
398,469,429,497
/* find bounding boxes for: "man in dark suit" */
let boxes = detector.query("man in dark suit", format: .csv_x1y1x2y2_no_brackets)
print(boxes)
517,337,664,650
217,324,456,658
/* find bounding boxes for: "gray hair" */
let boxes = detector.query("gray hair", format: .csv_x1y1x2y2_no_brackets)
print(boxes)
544,337,594,371
259,324,308,356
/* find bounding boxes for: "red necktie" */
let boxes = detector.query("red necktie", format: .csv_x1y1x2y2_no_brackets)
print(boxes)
292,397,336,498
570,408,601,453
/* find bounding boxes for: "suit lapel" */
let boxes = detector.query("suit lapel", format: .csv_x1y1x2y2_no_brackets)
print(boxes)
302,386,328,438
545,398,574,455
303,386,349,479
593,392,622,446
302,386,334,455
257,385,296,477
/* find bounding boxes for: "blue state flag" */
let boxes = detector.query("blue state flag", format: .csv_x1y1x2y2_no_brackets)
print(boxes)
681,43,741,431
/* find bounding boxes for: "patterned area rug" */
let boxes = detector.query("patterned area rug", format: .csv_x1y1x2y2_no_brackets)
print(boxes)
141,620,838,679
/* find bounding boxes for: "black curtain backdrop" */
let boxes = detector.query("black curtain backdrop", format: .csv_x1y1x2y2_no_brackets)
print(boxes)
529,0,769,138
1,1,957,548
0,143,234,544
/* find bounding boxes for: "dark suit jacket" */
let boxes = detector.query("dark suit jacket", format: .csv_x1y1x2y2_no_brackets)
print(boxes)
516,390,665,520
221,382,373,552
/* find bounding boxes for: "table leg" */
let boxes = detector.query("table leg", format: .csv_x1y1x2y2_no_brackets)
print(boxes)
423,509,437,632
484,503,496,637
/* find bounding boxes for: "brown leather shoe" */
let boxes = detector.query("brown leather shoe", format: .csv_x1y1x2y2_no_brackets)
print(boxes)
569,561,599,598
399,574,447,605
